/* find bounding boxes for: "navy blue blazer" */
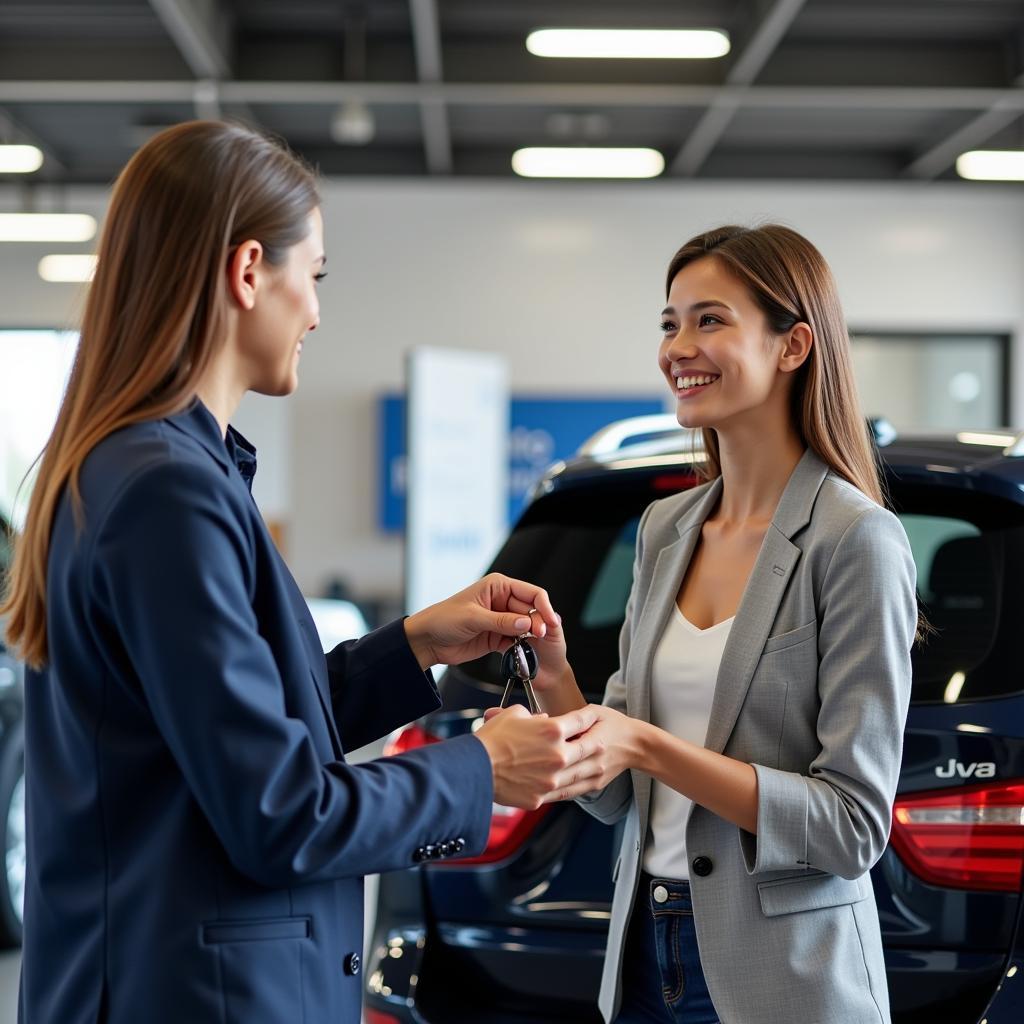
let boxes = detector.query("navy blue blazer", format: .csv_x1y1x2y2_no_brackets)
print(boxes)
19,401,493,1024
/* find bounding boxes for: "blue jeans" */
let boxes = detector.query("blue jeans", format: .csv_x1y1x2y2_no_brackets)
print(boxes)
614,873,720,1024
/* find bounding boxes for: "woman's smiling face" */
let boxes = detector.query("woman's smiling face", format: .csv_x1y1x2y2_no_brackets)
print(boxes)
658,255,791,432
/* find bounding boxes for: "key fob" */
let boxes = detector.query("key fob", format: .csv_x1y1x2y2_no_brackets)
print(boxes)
501,637,538,682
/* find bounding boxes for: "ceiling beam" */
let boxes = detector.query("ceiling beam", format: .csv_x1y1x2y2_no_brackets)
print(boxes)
147,0,232,81
0,80,1023,113
672,0,808,176
409,0,452,174
145,1,265,128
904,72,1024,179
0,108,67,178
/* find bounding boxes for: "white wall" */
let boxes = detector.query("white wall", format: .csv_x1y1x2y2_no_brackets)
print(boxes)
2,179,1023,600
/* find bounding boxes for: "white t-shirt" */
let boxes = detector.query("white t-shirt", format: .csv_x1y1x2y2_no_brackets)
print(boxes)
642,606,733,880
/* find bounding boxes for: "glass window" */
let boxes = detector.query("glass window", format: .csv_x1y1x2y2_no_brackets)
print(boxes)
0,329,78,527
851,333,1007,432
893,485,1024,704
579,518,640,630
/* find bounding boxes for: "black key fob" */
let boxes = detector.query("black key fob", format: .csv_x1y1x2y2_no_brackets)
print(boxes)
501,637,538,682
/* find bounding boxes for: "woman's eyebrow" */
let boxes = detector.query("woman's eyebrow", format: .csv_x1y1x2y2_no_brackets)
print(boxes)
661,299,733,316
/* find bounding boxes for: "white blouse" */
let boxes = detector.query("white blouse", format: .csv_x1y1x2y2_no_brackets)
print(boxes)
642,607,733,880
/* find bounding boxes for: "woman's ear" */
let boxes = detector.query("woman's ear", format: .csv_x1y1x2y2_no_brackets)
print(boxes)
779,322,813,374
226,239,264,312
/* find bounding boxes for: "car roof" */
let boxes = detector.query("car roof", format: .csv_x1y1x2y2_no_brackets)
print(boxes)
538,426,1024,504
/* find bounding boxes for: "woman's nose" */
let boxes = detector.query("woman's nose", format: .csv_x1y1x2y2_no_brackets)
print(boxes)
666,334,699,360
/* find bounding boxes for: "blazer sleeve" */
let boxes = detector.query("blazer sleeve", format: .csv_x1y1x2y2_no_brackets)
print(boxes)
576,500,657,826
91,460,493,887
739,504,917,879
325,620,443,753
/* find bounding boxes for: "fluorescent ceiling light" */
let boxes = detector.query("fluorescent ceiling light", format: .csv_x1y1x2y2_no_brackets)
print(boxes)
38,254,97,283
0,213,97,242
526,28,730,60
0,145,43,174
956,150,1024,181
512,147,665,179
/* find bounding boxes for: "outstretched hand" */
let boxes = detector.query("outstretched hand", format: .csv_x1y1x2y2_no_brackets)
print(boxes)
403,573,561,669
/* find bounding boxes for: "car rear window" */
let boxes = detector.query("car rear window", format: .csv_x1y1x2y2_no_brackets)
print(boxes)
892,483,1024,704
461,476,1024,705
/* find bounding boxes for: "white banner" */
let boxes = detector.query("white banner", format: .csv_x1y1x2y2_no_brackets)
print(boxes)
405,347,509,615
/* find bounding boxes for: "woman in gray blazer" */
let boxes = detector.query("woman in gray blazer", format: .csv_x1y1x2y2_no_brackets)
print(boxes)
520,225,918,1023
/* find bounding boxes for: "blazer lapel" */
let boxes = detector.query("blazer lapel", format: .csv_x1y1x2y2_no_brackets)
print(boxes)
703,448,830,754
702,528,800,754
629,478,722,834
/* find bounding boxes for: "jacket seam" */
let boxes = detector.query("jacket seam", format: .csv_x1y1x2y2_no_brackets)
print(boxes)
850,901,886,1023
818,506,875,600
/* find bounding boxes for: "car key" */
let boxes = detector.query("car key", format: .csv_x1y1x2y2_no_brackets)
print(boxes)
498,635,541,714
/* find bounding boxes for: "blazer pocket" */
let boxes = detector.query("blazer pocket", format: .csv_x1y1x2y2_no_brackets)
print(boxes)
201,916,312,945
762,620,817,655
757,872,866,917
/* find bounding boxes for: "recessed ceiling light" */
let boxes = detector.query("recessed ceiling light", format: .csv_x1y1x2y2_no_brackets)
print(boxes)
512,147,665,179
956,150,1024,181
0,145,44,174
0,213,97,242
38,254,97,283
526,28,730,60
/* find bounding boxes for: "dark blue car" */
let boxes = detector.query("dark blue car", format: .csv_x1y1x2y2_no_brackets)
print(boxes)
366,417,1024,1024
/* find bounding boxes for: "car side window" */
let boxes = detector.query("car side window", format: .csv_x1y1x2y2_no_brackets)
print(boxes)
579,517,640,630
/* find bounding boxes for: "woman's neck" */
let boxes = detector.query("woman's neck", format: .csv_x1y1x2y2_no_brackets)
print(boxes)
713,414,806,525
195,350,247,438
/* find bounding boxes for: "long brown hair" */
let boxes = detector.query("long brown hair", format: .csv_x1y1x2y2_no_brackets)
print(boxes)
668,227,930,643
2,120,319,669
666,224,884,506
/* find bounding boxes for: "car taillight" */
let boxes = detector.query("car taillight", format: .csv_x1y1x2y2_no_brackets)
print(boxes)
364,1010,401,1024
890,780,1024,892
383,723,440,756
384,721,551,865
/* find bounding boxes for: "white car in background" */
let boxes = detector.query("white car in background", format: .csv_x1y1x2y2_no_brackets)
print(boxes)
304,597,370,651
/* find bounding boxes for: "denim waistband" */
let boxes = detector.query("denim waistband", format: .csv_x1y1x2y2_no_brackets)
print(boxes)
638,871,693,913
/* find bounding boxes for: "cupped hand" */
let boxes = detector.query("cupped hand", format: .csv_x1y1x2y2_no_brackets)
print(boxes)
475,704,608,810
538,704,648,803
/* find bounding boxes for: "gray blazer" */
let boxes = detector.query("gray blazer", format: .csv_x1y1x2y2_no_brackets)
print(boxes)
579,448,917,1024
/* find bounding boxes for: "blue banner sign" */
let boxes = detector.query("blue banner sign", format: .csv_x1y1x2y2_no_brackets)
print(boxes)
379,394,665,532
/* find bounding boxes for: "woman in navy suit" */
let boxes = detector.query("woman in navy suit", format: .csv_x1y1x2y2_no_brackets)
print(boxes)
1,121,603,1024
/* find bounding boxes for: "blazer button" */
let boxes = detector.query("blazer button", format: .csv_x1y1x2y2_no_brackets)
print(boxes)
454,837,466,852
439,841,453,857
692,856,713,877
344,952,361,976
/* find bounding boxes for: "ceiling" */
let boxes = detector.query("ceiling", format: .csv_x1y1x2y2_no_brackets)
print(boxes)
2,0,1024,183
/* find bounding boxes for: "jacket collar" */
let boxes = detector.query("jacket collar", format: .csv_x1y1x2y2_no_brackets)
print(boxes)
165,400,259,492
675,447,829,541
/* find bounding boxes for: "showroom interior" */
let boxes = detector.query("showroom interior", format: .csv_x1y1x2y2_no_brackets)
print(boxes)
3,2,1024,1024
